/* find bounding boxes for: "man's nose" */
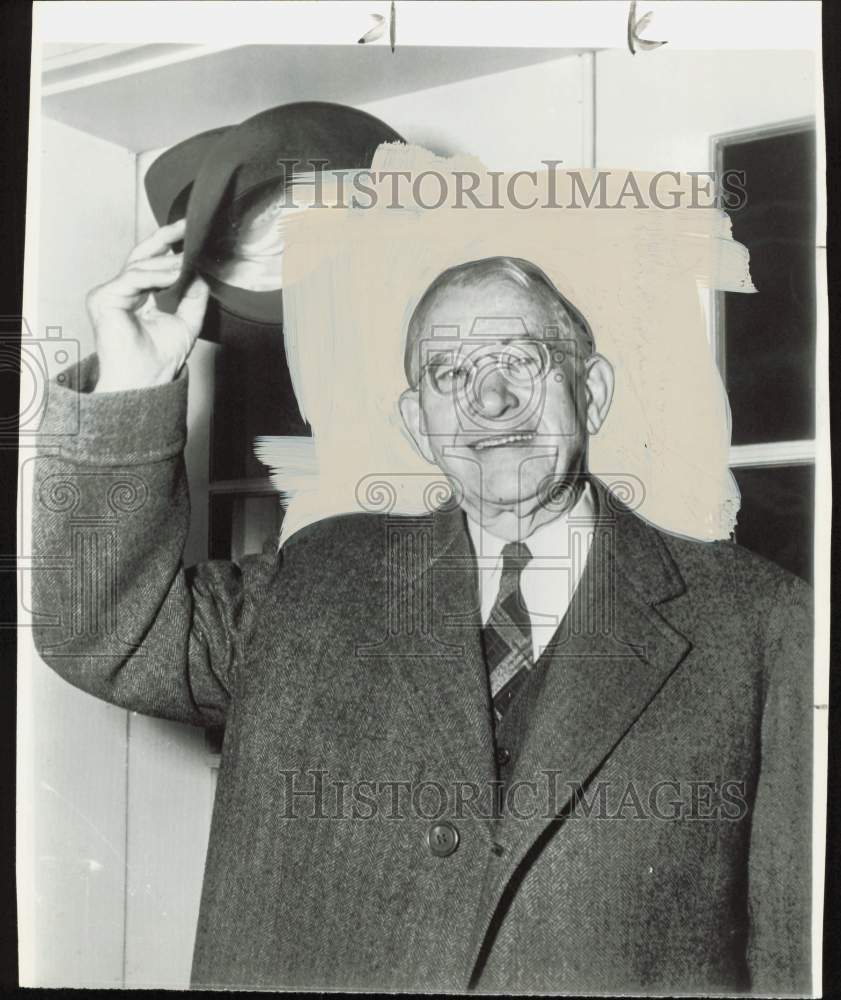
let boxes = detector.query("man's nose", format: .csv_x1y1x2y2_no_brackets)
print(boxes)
470,368,521,418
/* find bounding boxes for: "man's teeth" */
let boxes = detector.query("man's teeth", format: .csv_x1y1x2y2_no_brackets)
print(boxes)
472,433,534,450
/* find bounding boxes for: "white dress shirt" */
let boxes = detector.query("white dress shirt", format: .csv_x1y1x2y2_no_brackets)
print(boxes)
465,482,595,661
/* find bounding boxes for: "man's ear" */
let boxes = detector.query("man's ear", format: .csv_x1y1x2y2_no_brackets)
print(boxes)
583,353,615,435
398,388,436,464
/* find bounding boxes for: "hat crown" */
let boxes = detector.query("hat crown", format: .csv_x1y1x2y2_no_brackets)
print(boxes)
148,101,404,325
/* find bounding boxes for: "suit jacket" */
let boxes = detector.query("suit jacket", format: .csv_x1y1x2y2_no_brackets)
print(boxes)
32,358,814,994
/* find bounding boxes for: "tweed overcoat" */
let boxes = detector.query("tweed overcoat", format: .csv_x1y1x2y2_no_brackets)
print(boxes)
32,358,814,994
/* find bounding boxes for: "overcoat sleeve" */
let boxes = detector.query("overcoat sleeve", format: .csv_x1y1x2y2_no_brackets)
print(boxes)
30,354,277,728
746,572,815,994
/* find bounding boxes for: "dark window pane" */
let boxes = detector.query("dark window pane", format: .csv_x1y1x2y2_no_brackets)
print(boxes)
209,309,310,482
732,464,814,583
208,492,282,561
206,726,225,755
720,126,816,445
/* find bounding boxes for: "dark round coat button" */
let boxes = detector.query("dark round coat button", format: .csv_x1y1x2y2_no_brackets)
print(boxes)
495,746,512,767
427,821,459,857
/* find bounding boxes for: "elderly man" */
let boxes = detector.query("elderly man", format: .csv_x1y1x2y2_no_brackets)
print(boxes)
32,223,812,994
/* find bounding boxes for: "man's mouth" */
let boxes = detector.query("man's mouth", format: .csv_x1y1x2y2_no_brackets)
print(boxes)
469,431,537,451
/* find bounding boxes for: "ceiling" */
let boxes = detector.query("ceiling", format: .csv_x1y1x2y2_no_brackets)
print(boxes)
41,43,575,152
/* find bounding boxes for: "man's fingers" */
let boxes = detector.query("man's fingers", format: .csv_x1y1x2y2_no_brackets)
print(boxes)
126,219,187,265
125,253,184,273
114,263,182,297
174,275,210,334
89,261,182,313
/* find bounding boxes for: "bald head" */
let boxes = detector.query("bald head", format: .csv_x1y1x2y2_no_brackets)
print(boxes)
404,256,594,387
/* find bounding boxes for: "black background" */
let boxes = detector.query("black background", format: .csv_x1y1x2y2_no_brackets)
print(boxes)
0,0,30,987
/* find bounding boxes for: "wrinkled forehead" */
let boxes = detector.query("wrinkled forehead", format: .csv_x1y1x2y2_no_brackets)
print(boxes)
420,278,570,337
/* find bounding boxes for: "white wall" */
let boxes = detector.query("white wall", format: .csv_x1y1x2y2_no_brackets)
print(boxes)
35,120,137,360
19,117,136,988
595,49,817,170
360,53,593,167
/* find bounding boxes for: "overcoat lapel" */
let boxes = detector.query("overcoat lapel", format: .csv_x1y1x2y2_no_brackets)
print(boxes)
377,505,498,810
465,478,694,981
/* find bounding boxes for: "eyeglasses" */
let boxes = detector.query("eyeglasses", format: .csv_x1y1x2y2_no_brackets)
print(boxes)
419,340,554,396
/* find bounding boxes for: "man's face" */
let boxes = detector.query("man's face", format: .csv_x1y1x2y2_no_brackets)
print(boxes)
399,278,614,520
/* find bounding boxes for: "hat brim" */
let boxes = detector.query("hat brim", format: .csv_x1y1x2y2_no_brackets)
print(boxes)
148,102,404,326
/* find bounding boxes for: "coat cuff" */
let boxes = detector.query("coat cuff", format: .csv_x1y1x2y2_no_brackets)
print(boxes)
40,353,188,465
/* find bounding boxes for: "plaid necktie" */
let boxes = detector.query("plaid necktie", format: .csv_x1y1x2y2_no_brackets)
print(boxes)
481,541,534,722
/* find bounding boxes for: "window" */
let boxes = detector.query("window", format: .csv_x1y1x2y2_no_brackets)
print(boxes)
205,308,308,562
713,119,817,583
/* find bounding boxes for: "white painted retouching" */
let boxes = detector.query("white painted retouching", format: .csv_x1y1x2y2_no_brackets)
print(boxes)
254,145,755,546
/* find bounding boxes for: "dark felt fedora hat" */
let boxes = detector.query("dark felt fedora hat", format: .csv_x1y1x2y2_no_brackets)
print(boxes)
144,101,404,327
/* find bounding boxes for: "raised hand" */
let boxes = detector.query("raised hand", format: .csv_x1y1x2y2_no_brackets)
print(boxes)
86,219,210,392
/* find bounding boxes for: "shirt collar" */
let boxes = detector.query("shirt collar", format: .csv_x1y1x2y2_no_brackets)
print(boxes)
465,479,595,565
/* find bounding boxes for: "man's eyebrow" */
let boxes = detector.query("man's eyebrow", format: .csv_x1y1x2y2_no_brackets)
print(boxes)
422,337,538,362
422,348,457,366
